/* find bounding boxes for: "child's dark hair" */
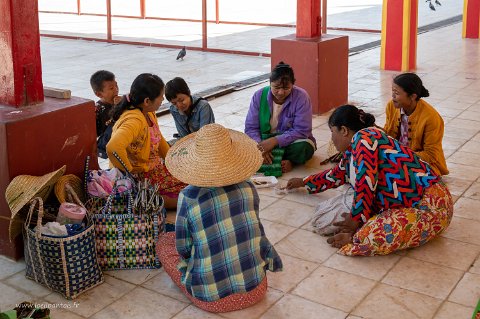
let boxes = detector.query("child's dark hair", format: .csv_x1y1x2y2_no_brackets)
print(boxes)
270,61,295,86
111,73,164,121
165,77,191,102
393,73,429,101
328,104,376,132
90,70,115,92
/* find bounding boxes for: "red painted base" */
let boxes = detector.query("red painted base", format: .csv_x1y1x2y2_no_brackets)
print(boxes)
0,97,99,260
271,34,349,114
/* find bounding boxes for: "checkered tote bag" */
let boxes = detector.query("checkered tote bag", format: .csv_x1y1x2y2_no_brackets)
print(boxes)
85,154,164,270
23,197,104,299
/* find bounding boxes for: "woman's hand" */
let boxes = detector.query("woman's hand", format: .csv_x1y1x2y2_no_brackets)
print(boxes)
258,137,278,154
262,151,273,164
286,178,304,189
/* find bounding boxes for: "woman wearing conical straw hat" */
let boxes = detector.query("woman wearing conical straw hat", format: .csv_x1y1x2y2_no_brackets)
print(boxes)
159,123,282,313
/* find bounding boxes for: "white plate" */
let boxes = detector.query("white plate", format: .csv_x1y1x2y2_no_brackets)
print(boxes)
250,175,278,188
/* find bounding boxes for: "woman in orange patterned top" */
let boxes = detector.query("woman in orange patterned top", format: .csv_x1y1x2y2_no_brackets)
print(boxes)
107,73,186,209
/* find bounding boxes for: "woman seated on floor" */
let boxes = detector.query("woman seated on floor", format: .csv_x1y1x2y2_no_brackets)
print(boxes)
287,105,453,256
244,62,316,176
158,123,282,313
384,72,448,175
107,73,187,209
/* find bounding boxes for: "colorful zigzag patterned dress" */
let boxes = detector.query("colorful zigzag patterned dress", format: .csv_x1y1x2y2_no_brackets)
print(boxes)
304,127,453,256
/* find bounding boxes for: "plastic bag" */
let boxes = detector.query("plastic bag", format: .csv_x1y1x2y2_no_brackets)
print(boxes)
311,186,354,236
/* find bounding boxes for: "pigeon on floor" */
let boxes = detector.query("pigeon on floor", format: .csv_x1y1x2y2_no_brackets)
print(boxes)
177,46,186,61
426,0,439,10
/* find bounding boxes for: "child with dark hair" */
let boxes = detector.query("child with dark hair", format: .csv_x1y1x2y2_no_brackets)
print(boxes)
287,105,453,256
90,70,120,159
107,73,187,209
384,72,448,175
244,61,316,176
165,77,215,139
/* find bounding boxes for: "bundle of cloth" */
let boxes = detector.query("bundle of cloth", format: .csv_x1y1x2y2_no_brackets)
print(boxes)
87,168,134,198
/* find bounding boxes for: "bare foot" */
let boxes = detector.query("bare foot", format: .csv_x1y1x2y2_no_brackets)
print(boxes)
333,213,360,233
327,232,353,248
281,160,293,173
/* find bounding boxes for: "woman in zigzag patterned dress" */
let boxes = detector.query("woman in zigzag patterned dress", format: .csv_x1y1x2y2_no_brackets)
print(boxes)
287,104,454,256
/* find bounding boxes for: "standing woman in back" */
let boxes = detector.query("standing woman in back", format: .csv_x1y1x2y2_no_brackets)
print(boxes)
384,73,448,175
107,73,187,209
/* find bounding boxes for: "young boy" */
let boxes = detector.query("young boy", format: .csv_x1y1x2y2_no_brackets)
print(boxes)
90,70,119,159
165,77,215,140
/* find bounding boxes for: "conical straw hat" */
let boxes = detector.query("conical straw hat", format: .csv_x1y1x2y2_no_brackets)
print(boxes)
165,124,262,187
5,165,66,241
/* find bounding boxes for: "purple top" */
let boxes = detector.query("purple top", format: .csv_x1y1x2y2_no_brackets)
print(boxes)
244,86,316,148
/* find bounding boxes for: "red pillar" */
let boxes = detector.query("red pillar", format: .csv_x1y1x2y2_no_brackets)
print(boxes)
380,0,418,71
296,0,320,38
271,0,348,114
463,0,480,38
0,0,44,107
0,0,99,260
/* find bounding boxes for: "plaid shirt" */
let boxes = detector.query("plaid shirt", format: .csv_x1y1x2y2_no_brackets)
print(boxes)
175,181,282,302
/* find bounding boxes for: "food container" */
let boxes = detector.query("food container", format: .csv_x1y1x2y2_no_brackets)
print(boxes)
250,175,278,188
56,202,86,225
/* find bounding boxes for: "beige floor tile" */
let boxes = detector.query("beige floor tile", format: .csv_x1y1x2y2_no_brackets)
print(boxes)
260,199,313,228
141,269,191,304
463,182,480,201
458,140,480,154
352,283,442,319
441,217,480,245
448,152,480,168
444,126,479,140
469,255,480,275
442,136,468,151
280,166,323,181
267,254,318,293
446,118,480,130
406,237,480,271
256,187,286,199
442,177,473,196
445,163,480,182
282,187,344,208
275,229,336,264
220,288,284,319
90,287,187,319
259,194,278,210
4,271,52,298
173,304,224,319
104,268,162,285
323,253,400,281
434,301,474,319
260,220,296,245
44,275,135,318
48,307,86,319
448,273,480,308
382,257,463,299
292,266,376,312
260,294,347,319
0,282,33,312
0,257,25,280
453,197,480,221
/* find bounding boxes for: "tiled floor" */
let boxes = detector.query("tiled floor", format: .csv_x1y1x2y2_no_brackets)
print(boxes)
1,20,480,319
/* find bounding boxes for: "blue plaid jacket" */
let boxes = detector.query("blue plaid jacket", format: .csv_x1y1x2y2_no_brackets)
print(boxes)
175,181,282,302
